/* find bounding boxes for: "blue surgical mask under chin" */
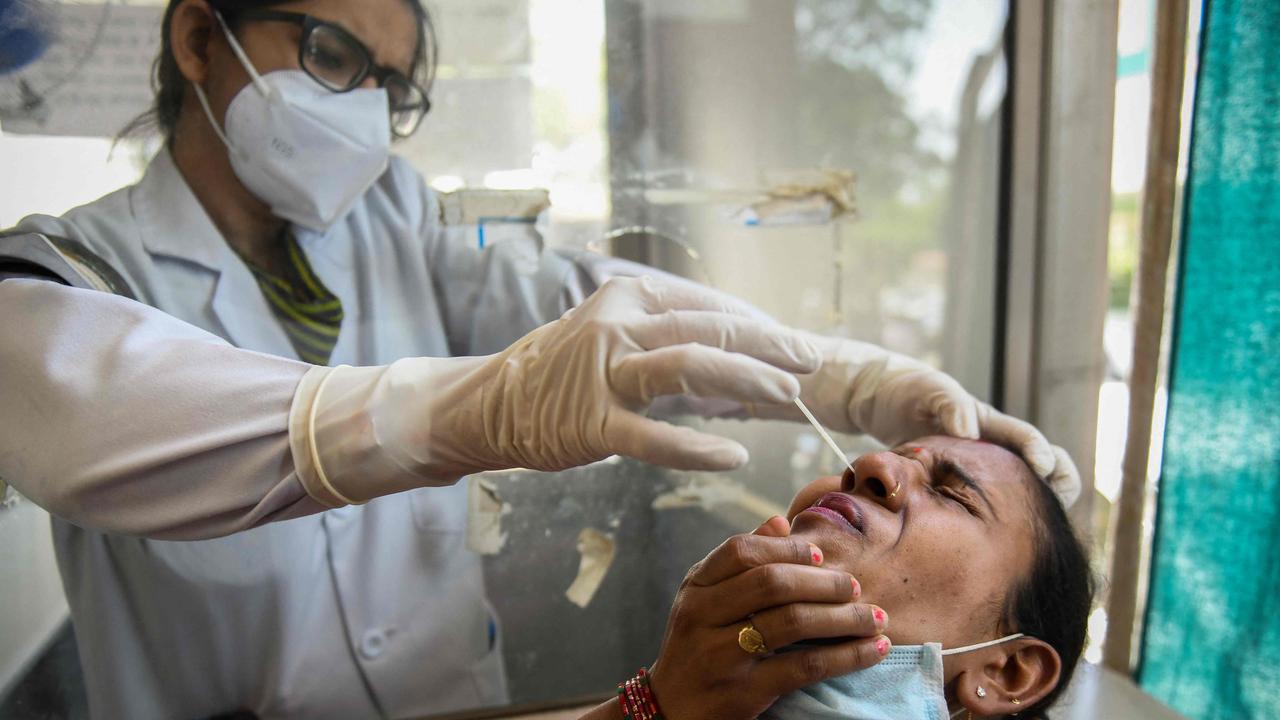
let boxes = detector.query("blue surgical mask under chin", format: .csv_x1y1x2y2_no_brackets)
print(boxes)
761,633,1024,720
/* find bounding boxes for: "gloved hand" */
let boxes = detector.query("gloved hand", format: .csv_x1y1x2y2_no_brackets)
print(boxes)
288,276,823,506
744,333,1082,507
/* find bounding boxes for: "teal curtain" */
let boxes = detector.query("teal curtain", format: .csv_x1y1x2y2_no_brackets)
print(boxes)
1138,1,1280,718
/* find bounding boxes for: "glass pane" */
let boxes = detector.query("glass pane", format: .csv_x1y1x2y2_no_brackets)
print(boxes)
605,0,1006,395
435,0,1010,712
394,0,612,251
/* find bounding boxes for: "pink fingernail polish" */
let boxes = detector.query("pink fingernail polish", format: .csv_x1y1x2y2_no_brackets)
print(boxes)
876,637,891,655
873,608,887,627
851,577,861,597
810,544,823,565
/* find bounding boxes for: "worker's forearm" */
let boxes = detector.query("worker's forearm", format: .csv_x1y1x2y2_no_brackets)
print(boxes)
578,697,624,720
0,280,326,540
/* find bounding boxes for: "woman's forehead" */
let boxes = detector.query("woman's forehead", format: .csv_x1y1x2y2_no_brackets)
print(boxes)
276,0,419,72
898,436,1028,473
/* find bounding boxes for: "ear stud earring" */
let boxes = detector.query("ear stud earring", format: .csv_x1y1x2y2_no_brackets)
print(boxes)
975,686,987,698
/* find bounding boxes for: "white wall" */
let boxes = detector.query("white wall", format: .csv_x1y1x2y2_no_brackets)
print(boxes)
0,134,148,228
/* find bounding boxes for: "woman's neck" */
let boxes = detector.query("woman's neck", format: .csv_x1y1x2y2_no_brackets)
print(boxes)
170,107,290,277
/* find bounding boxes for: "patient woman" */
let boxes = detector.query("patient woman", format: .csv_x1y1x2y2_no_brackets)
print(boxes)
584,435,1092,720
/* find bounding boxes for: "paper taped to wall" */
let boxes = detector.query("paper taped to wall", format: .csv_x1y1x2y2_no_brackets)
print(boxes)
565,528,615,609
2,5,162,137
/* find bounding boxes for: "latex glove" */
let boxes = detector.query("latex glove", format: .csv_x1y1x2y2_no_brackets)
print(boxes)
746,333,1082,507
288,276,822,506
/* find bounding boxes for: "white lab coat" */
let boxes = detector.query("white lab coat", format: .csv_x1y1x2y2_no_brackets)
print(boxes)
7,149,616,719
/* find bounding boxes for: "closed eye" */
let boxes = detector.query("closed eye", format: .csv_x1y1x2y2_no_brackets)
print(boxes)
892,448,994,520
916,462,977,514
935,459,997,521
936,482,980,515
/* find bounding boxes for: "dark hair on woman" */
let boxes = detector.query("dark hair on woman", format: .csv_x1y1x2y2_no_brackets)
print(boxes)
119,0,436,138
1002,473,1095,719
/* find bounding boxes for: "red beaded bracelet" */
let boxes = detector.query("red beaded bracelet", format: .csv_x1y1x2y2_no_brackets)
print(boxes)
617,667,664,720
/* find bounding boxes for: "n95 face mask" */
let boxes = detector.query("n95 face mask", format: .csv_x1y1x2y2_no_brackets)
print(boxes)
193,12,391,233
761,634,1024,720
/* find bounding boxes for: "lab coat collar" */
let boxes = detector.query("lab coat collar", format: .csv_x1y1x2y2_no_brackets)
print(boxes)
132,148,297,357
133,148,231,273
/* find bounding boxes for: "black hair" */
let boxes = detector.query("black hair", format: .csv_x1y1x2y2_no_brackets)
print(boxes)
1002,472,1095,719
119,0,436,138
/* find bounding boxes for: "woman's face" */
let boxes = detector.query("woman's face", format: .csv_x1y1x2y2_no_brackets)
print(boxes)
787,436,1039,650
200,0,418,117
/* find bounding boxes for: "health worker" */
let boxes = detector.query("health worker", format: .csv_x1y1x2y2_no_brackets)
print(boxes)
0,0,1078,718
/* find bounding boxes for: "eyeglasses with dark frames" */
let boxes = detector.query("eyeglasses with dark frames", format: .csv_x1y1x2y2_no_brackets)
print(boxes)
226,9,431,138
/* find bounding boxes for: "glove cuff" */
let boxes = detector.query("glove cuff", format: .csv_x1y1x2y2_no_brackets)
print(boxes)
288,357,492,506
289,365,369,507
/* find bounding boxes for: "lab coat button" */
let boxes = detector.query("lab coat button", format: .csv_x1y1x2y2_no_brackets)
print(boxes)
360,629,387,660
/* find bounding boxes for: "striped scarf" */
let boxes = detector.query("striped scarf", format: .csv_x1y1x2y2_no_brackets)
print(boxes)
244,235,344,365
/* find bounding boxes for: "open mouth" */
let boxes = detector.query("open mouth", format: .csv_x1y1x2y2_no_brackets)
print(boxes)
803,492,866,535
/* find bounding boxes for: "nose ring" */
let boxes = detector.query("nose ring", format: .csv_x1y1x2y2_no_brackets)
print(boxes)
886,479,901,499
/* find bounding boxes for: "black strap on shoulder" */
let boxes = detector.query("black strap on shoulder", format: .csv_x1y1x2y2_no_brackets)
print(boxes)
0,231,136,299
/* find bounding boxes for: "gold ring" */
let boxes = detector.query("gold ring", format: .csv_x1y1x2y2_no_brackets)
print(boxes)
738,621,769,655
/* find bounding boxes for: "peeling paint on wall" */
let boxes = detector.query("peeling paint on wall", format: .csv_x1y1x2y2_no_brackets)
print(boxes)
651,473,784,521
467,477,513,555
